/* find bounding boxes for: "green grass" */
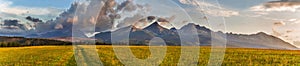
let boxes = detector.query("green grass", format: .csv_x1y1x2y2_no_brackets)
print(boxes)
0,46,299,66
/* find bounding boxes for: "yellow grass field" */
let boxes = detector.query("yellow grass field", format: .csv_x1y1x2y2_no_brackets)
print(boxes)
0,46,299,66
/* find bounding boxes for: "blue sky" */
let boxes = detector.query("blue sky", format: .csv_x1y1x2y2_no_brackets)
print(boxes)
9,0,73,9
0,0,74,22
218,0,268,10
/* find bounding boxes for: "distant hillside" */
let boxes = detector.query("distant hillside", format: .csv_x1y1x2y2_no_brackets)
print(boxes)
0,36,71,47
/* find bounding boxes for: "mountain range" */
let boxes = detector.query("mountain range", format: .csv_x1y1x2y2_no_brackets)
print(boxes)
94,22,298,50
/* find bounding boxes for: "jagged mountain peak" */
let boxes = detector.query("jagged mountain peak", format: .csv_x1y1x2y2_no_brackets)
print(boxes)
144,22,161,28
181,23,202,29
143,22,168,31
187,23,198,26
180,23,196,29
180,23,211,33
141,22,176,36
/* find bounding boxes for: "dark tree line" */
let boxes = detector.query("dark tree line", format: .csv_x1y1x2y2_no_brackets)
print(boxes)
0,36,157,47
0,37,72,47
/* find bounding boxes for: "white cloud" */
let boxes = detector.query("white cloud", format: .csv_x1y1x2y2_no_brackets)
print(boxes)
292,20,300,24
199,9,239,17
178,0,239,17
289,19,297,21
250,2,300,12
179,0,218,8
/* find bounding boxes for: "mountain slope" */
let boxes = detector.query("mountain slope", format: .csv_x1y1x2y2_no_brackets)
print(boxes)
227,32,298,50
94,22,298,50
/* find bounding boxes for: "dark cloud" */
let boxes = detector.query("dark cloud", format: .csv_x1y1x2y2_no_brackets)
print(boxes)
4,19,19,26
147,16,156,22
2,19,28,30
35,22,56,33
150,16,176,23
157,18,169,22
2,26,19,29
286,30,293,33
273,21,286,26
25,16,43,22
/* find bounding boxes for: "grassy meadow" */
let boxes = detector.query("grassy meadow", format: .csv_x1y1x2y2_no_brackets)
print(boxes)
0,46,299,66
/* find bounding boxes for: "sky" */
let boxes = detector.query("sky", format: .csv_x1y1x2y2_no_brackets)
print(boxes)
0,0,299,44
0,0,73,20
9,0,73,8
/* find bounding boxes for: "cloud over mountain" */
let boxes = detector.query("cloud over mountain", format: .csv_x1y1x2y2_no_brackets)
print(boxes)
26,0,151,38
66,0,151,33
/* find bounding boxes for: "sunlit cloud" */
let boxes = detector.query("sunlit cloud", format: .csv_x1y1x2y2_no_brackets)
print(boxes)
178,0,239,17
250,1,300,12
